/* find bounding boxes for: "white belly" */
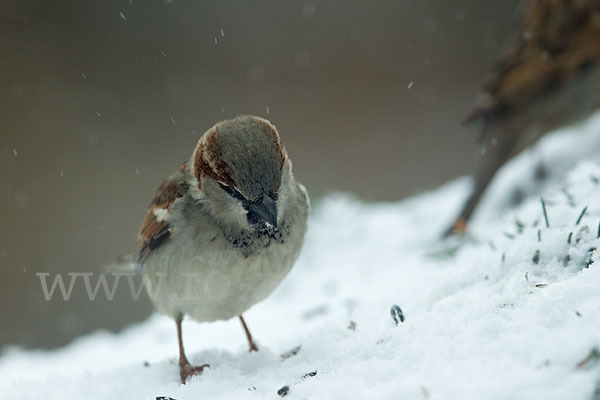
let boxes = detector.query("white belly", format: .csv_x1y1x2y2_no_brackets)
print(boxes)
142,229,301,322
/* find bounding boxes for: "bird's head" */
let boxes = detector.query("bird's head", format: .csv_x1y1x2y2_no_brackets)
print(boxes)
190,115,289,231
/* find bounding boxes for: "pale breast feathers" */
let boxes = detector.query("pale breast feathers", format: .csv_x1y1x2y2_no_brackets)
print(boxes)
135,163,188,264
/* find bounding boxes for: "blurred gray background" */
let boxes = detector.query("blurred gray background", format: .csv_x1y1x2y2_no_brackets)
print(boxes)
1,0,519,349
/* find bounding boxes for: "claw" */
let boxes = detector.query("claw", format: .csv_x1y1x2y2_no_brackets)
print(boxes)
444,217,467,237
179,360,209,384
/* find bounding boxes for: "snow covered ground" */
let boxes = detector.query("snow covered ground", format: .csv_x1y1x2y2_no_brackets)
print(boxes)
2,114,600,399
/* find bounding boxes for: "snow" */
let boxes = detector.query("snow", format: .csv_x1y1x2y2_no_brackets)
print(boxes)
2,114,600,399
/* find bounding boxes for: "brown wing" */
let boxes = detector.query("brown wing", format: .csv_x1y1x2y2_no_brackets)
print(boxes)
135,163,188,264
466,0,600,125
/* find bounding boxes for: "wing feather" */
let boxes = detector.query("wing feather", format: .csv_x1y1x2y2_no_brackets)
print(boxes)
135,163,188,264
467,0,600,125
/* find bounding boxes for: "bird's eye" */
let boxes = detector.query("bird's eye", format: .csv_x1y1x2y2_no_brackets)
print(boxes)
218,182,246,201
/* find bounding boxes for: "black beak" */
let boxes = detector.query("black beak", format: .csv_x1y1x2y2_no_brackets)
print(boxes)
246,195,278,228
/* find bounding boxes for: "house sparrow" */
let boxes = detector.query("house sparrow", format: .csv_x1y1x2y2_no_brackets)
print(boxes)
446,0,600,235
135,115,310,383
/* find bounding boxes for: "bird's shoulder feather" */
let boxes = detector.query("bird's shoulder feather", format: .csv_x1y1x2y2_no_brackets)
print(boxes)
135,162,189,264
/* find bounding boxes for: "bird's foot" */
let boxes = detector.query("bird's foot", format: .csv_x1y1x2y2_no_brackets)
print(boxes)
248,341,259,352
179,359,209,384
443,217,467,238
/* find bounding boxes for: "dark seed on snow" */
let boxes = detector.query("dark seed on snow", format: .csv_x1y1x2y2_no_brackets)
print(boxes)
302,371,317,379
277,385,290,397
391,304,405,325
532,250,540,264
280,345,301,359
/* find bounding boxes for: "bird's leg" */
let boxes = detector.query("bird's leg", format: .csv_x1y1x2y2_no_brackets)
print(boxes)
176,314,208,384
444,135,514,237
444,171,495,237
239,315,259,352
